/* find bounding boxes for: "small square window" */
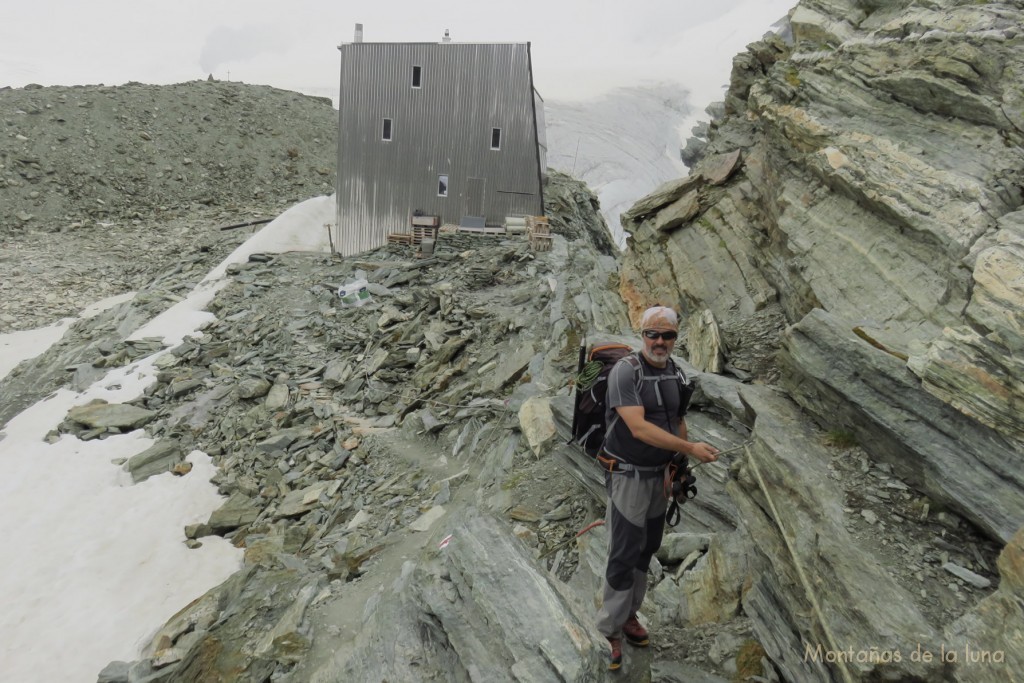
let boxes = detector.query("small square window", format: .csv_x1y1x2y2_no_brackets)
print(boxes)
490,128,501,150
412,66,422,88
382,118,393,141
438,174,449,197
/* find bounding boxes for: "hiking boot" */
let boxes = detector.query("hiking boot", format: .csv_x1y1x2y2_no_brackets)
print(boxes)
607,637,623,671
622,614,649,647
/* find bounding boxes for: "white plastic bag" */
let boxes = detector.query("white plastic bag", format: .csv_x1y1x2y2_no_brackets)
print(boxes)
337,279,371,307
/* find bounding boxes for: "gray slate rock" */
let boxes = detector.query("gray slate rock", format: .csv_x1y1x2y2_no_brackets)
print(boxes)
67,401,157,430
131,566,320,682
237,377,271,399
274,483,328,519
96,661,131,683
126,440,183,483
944,527,1024,682
942,562,992,589
265,383,289,410
206,492,259,534
650,659,731,683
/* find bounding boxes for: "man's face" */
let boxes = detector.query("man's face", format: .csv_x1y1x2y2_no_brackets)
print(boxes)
642,328,677,366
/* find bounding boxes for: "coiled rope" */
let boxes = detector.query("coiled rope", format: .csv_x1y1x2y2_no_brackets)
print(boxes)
574,360,604,391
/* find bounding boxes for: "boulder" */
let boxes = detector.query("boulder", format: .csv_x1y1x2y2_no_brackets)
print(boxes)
409,505,445,532
697,149,742,186
518,396,556,457
274,483,329,519
657,532,711,564
125,440,183,482
237,377,271,399
323,359,351,388
483,342,535,394
654,190,702,233
621,175,702,225
265,382,289,410
789,4,860,45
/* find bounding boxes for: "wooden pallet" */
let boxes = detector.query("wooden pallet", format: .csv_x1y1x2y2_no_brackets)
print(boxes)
529,233,553,252
527,215,552,251
387,233,413,245
412,225,439,245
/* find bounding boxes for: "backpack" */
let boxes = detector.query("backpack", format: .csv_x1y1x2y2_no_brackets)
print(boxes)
569,342,694,457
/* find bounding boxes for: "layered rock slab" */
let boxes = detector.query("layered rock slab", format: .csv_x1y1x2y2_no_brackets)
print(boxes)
318,510,605,681
909,210,1024,443
730,384,944,682
779,309,1024,542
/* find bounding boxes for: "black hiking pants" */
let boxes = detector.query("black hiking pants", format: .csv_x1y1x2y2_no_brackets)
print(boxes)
596,469,667,638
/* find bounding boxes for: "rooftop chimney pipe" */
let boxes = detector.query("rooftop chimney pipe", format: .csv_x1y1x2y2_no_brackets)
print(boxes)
354,23,363,43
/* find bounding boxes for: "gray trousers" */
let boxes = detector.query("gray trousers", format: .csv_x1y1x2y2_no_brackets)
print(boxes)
596,469,667,638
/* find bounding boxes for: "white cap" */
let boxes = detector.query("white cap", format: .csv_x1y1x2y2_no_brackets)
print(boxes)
640,306,679,331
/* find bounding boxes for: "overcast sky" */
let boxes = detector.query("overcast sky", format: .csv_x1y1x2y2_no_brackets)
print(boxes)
1,0,794,103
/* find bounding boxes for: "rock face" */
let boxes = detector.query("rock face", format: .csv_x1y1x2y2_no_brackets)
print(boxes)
731,385,943,682
780,309,1024,542
620,0,1024,541
908,209,1024,442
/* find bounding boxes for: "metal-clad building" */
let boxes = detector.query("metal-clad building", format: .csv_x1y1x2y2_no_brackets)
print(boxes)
335,38,546,255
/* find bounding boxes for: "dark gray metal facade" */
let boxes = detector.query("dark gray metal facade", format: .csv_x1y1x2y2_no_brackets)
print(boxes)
335,42,546,255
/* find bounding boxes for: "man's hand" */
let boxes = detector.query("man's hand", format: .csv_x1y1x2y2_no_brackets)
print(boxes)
687,441,719,464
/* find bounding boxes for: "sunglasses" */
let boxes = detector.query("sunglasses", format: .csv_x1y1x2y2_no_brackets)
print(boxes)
642,329,678,341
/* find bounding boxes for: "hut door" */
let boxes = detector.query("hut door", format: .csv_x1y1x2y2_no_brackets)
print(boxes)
467,177,485,217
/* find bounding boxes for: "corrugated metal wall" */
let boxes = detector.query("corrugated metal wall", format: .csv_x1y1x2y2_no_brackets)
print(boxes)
335,42,545,255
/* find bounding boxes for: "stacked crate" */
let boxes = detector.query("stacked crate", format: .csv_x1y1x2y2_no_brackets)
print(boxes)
411,215,440,246
527,216,552,252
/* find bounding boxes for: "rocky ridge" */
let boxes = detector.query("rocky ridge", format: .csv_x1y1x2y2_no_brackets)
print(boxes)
0,79,335,234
